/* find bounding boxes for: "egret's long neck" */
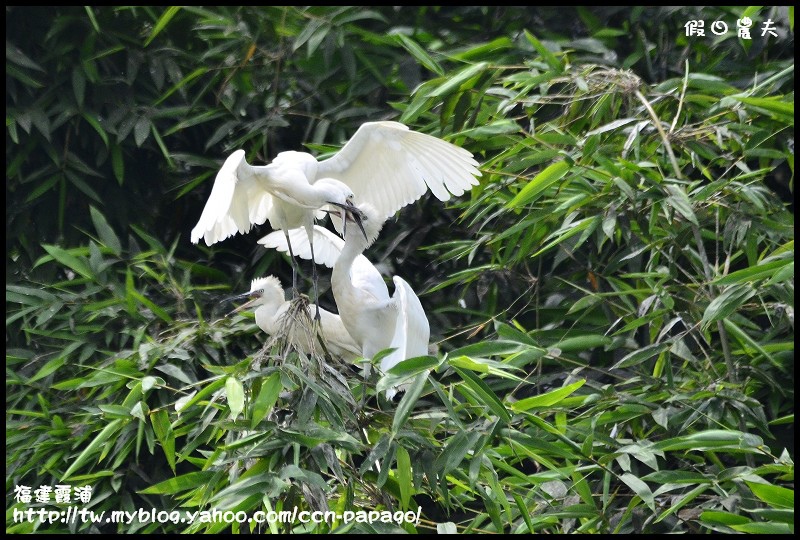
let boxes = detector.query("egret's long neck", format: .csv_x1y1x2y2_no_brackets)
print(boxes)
333,231,366,283
331,230,370,355
261,292,284,313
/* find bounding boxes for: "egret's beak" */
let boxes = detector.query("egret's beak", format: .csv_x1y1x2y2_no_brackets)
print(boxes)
223,292,260,317
347,209,367,241
330,202,367,241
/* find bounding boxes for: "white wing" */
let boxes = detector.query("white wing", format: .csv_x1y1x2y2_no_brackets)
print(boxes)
316,122,481,222
259,227,342,268
380,276,429,373
258,225,387,301
190,150,273,245
379,277,430,399
395,276,430,358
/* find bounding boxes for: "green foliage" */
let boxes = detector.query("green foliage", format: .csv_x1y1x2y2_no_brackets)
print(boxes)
7,6,794,534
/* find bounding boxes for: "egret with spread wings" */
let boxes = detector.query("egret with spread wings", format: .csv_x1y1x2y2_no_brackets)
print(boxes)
191,121,480,316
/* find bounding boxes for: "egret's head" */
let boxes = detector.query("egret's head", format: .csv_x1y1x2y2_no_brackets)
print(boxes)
313,177,367,241
249,276,283,296
313,177,355,206
345,202,382,247
230,276,284,314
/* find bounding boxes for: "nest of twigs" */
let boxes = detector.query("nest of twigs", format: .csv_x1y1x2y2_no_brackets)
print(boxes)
251,294,359,410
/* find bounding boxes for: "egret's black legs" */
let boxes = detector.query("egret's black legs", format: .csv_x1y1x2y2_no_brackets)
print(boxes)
284,229,300,297
309,239,321,321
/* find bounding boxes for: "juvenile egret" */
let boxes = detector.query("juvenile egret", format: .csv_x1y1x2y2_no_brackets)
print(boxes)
191,122,480,309
260,203,430,397
232,275,361,362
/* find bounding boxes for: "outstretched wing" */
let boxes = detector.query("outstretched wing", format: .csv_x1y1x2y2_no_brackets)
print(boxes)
316,122,481,222
258,225,387,301
190,150,273,245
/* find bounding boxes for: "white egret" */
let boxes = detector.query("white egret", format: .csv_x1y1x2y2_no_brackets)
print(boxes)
259,203,430,398
191,122,480,312
191,150,365,317
232,275,361,362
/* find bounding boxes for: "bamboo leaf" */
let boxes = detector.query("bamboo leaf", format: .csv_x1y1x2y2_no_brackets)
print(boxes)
506,160,571,209
395,446,412,509
251,372,282,429
39,244,95,280
89,205,122,256
713,258,792,285
139,471,216,495
428,62,488,97
523,30,563,71
702,285,756,328
655,429,765,452
144,6,182,47
393,34,444,75
746,481,794,509
511,380,585,411
152,409,176,473
391,371,427,436
619,472,655,512
63,419,124,479
664,184,698,226
452,366,512,423
225,376,245,420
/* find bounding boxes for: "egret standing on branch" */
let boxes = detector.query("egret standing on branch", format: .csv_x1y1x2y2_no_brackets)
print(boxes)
260,203,430,398
190,121,481,314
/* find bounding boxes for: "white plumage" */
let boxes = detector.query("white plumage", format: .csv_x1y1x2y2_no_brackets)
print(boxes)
259,203,430,396
313,121,481,224
191,121,480,247
234,275,361,362
197,121,479,396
